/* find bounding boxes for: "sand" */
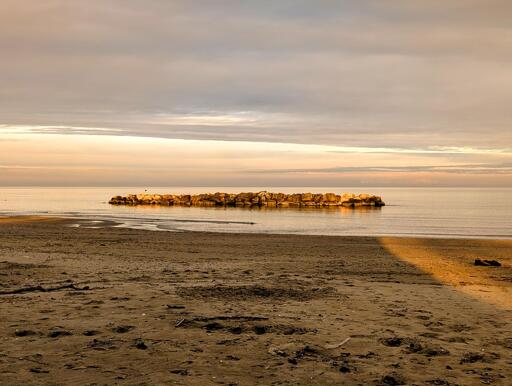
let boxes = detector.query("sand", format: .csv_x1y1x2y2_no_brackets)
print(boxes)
0,217,511,385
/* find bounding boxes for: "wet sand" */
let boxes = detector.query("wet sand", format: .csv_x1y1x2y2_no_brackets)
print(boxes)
0,217,511,385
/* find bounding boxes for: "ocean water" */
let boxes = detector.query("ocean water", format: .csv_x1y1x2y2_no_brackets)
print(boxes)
0,187,511,239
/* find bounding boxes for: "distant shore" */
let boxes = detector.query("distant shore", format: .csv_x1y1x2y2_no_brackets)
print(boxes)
0,216,511,385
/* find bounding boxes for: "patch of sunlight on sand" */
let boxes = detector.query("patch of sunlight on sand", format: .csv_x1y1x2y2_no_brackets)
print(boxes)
378,237,512,310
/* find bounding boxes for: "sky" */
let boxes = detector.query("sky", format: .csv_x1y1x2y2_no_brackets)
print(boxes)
1,0,511,187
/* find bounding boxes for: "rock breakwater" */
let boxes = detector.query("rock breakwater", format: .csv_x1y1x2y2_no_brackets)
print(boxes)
109,192,385,208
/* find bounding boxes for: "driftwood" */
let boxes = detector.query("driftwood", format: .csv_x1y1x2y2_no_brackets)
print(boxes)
0,283,90,295
325,337,351,349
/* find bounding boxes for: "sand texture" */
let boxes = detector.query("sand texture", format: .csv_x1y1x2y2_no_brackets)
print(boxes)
0,217,511,385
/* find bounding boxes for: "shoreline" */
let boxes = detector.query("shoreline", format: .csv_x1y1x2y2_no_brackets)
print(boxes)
0,217,511,384
2,214,512,240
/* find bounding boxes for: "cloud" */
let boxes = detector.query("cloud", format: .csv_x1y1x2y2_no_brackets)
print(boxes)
248,163,512,175
1,2,511,187
0,0,511,151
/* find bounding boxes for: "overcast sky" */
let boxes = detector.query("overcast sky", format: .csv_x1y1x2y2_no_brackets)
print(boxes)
1,1,511,186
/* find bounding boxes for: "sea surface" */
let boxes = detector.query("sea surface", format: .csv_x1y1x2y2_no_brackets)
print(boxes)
0,187,511,239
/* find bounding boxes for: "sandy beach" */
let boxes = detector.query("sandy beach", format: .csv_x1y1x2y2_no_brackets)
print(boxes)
0,217,511,385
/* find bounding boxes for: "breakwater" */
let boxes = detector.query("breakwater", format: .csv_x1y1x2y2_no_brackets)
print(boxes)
109,192,384,208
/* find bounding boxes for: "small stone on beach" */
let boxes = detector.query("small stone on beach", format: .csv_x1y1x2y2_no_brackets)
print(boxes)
134,339,148,350
112,325,134,333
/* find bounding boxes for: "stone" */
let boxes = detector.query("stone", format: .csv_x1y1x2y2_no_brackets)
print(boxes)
302,193,313,201
109,191,385,209
324,193,338,202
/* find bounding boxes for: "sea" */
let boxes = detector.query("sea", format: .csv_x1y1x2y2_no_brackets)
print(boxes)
0,187,511,239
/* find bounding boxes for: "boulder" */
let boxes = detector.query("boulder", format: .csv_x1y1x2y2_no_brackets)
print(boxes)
302,193,313,202
325,193,338,202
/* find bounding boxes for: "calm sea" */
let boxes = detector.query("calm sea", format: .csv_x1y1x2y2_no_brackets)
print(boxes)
0,187,511,239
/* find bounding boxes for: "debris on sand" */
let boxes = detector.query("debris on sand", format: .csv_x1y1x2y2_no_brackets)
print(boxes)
380,336,449,357
0,283,90,295
134,339,148,350
83,330,99,336
29,367,49,374
380,337,403,347
325,337,351,349
175,318,186,327
474,259,501,267
404,339,449,357
460,351,499,364
380,372,406,385
174,315,313,336
170,369,189,376
48,329,72,338
112,325,135,334
166,304,186,309
268,342,351,371
88,338,115,350
0,261,49,269
14,329,37,337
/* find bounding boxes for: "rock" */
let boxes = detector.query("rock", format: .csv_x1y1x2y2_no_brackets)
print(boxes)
109,191,385,208
339,365,351,373
324,193,338,202
134,339,148,350
302,192,313,201
290,194,302,203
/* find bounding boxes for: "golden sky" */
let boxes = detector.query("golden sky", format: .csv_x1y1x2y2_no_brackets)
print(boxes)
2,129,511,186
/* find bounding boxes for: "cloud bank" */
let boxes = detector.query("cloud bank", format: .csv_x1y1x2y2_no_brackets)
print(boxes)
1,0,511,149
0,1,511,186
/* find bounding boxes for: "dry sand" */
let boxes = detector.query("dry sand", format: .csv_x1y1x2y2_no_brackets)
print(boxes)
0,216,511,385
